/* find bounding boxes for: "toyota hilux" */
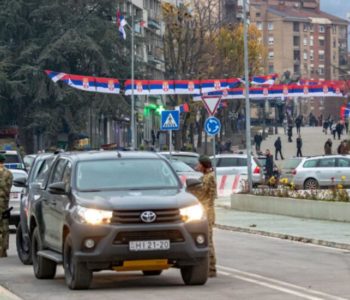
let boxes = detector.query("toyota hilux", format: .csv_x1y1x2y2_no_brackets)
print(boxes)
26,151,208,290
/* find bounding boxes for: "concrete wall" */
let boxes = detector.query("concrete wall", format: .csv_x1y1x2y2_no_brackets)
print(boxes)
231,194,350,222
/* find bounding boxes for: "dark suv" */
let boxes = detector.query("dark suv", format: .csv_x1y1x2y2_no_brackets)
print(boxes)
24,151,208,290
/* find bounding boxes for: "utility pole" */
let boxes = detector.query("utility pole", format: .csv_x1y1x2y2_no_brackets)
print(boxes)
243,0,253,192
131,5,136,150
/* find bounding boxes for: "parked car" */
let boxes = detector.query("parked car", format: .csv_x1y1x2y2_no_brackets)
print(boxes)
0,150,25,170
211,154,264,186
15,153,56,265
159,151,199,169
20,151,208,289
280,157,305,184
287,155,350,189
23,154,37,172
169,160,202,180
9,169,28,226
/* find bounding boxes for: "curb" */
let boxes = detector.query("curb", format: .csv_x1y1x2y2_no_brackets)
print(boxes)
0,285,22,300
215,223,350,250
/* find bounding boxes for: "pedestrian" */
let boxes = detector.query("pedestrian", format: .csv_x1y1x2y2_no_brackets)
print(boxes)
337,140,349,155
265,149,274,183
151,130,156,146
274,137,284,160
323,119,328,134
254,133,263,153
186,155,217,277
331,123,337,140
345,118,349,134
324,138,332,155
295,115,302,135
287,124,293,142
296,135,303,157
0,154,13,257
336,121,344,140
283,116,288,135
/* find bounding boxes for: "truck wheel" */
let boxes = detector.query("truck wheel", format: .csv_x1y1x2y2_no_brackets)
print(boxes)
64,234,92,290
142,270,162,276
181,256,209,285
16,223,32,265
32,227,56,279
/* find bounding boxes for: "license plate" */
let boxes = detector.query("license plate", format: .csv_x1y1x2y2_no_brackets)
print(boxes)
129,240,170,251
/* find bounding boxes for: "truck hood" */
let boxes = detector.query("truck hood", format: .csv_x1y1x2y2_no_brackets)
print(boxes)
73,188,199,211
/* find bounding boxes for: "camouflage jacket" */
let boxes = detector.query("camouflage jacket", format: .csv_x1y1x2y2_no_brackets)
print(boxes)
0,166,13,211
186,171,217,223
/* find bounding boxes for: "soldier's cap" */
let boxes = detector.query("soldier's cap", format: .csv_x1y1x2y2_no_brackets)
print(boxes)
199,155,212,169
0,154,5,162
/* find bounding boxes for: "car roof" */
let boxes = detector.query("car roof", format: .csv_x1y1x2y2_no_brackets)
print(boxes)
158,151,199,157
303,155,349,160
212,154,249,158
58,151,163,162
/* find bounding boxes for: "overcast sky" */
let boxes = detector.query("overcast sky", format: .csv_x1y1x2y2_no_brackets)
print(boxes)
320,0,350,20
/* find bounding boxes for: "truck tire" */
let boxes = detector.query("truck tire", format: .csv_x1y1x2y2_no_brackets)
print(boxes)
64,234,92,290
16,223,32,265
32,227,57,279
142,270,162,276
181,256,209,285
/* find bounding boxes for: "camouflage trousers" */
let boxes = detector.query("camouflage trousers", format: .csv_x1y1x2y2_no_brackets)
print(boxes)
0,219,9,257
208,225,216,274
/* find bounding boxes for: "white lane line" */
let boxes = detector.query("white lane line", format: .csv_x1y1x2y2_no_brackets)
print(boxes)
218,265,348,300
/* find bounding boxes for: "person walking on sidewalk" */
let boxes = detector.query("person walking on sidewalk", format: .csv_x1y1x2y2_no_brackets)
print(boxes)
324,138,332,155
265,149,274,183
336,121,344,140
295,115,302,135
274,137,284,160
186,155,217,277
254,133,263,153
296,135,303,157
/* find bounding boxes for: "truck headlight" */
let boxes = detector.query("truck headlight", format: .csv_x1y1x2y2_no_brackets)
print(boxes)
180,204,205,223
76,206,113,225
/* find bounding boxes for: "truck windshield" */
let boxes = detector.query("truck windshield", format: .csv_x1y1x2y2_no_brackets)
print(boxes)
76,159,179,191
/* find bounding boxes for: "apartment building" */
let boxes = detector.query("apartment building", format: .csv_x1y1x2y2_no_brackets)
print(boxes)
250,0,348,81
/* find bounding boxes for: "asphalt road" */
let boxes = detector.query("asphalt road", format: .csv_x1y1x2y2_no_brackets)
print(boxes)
1,229,350,300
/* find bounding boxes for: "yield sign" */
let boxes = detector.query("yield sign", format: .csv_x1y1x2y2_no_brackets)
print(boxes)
201,95,222,116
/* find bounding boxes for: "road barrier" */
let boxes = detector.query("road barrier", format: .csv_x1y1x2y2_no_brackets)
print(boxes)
180,174,246,196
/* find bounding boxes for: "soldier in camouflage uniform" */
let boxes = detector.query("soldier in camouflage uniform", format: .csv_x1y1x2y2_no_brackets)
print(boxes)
186,155,217,277
0,154,13,257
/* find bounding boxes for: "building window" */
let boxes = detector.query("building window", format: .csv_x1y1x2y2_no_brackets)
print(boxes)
256,12,261,17
310,24,314,32
319,67,324,75
303,51,308,60
332,25,337,34
268,65,274,73
319,25,325,33
294,64,300,74
256,22,263,30
294,50,300,61
303,23,309,32
268,51,274,59
303,37,308,46
310,50,314,61
319,39,325,47
333,39,337,48
268,22,274,31
319,50,325,61
293,36,300,46
268,36,274,45
310,36,314,46
293,22,300,32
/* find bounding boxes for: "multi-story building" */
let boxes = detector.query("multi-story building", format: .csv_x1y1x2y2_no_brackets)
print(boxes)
250,0,348,81
220,0,250,25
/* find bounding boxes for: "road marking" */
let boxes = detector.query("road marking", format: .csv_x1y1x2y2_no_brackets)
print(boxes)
218,265,348,300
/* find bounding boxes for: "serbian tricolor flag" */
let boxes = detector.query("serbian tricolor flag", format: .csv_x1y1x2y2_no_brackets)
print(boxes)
95,77,120,94
174,80,200,94
124,80,150,95
251,74,278,85
148,80,175,95
227,78,241,88
117,10,127,40
200,79,228,93
175,103,190,112
45,70,66,82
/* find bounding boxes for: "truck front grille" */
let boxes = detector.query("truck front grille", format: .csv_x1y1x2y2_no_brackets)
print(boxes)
111,209,182,224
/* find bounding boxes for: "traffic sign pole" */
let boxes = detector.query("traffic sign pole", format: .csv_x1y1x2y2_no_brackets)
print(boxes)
169,130,172,160
212,136,216,179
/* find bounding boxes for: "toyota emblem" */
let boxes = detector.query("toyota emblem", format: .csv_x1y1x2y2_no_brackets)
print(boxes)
140,211,157,223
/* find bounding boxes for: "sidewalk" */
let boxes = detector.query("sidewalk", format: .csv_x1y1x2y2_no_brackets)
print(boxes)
215,198,350,249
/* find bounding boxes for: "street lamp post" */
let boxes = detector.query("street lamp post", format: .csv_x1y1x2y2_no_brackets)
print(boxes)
130,7,136,150
243,0,253,192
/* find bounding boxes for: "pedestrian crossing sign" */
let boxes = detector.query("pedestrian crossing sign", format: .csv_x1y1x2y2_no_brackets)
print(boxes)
161,110,180,130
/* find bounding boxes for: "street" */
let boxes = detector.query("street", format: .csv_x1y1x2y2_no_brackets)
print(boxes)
1,229,350,300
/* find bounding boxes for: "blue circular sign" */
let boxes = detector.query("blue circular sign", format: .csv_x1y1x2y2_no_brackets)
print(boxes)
204,117,221,136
